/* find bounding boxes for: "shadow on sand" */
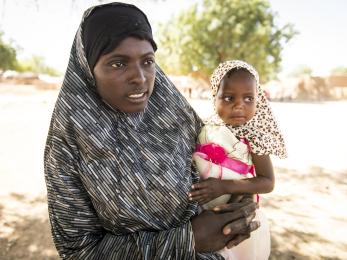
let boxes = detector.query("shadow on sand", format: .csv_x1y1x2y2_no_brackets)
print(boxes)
267,166,347,260
0,193,59,260
1,165,347,259
270,229,347,260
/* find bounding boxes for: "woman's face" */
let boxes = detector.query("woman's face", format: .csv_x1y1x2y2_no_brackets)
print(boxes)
93,37,156,113
215,70,257,126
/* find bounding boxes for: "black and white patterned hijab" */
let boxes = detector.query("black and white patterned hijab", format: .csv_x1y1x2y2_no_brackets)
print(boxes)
208,60,287,159
45,1,203,239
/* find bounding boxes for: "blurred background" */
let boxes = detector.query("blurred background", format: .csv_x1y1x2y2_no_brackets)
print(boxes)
0,0,346,259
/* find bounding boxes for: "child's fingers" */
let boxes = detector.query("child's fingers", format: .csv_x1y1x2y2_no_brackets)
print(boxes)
191,182,207,190
189,193,205,201
189,194,207,202
188,189,207,198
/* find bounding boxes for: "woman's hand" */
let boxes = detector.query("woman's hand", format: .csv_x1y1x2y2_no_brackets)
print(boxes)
188,178,225,204
191,196,259,252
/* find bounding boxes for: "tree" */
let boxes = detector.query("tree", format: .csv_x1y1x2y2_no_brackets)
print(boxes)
0,32,17,70
331,66,347,75
156,0,296,82
16,55,61,76
289,65,313,77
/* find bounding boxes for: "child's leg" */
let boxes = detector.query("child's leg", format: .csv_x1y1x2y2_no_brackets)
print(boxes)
254,209,271,260
228,209,271,260
218,247,237,260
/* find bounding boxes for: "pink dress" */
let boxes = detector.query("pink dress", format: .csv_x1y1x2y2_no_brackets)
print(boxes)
193,125,271,260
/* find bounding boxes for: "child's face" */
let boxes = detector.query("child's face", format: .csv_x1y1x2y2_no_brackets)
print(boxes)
215,70,257,126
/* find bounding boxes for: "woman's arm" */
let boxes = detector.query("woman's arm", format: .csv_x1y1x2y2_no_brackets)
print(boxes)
45,133,233,259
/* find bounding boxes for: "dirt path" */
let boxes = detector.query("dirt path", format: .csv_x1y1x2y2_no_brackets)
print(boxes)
1,84,346,259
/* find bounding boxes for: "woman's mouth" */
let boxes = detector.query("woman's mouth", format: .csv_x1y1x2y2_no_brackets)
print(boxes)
129,93,145,98
126,92,148,103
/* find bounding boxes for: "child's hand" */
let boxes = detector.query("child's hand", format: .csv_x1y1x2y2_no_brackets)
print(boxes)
188,178,224,205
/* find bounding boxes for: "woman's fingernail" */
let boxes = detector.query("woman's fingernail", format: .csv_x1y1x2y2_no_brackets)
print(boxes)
224,228,231,235
191,185,195,189
213,207,220,211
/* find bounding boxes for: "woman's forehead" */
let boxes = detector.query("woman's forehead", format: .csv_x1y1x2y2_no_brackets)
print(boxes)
98,37,155,61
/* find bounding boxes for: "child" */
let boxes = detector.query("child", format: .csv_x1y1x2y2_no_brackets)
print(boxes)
189,60,287,260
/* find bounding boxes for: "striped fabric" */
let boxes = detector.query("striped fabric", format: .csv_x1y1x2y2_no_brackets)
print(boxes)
44,3,223,259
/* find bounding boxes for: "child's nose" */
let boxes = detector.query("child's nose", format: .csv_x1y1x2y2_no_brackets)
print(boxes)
234,99,244,109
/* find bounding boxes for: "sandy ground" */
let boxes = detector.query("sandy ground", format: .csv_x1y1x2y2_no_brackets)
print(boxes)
0,83,347,259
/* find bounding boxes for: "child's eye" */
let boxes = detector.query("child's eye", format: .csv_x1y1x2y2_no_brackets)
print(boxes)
223,96,233,102
245,96,254,102
111,61,126,68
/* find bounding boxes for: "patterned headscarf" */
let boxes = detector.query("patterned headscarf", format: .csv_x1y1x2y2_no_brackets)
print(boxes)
44,3,222,259
208,60,287,159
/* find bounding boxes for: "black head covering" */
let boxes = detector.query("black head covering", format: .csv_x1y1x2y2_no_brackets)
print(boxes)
83,3,157,70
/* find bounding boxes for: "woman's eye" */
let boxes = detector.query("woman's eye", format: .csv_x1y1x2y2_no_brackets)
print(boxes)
144,58,155,65
111,62,125,68
245,96,254,102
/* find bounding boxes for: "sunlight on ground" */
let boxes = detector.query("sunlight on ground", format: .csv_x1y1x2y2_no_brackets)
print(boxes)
1,85,347,259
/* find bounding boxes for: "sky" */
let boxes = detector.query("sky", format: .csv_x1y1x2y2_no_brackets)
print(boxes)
0,0,346,77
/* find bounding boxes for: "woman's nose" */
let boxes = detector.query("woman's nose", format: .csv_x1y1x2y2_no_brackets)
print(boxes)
129,64,146,85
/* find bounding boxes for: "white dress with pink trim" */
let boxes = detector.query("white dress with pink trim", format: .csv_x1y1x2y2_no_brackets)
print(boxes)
193,125,271,260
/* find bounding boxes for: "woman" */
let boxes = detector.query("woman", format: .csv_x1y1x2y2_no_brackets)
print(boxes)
44,2,259,259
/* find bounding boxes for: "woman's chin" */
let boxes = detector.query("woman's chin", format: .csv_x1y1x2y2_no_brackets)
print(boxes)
117,102,149,114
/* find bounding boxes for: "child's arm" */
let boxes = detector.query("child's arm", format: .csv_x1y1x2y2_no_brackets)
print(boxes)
224,154,275,194
189,154,274,204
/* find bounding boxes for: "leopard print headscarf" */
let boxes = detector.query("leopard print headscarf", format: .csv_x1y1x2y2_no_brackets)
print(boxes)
207,60,287,159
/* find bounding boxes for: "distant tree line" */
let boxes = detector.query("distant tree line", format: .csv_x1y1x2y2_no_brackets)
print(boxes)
0,32,17,70
0,32,60,76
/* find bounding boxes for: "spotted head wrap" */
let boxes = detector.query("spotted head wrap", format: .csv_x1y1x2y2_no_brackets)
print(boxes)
208,60,287,158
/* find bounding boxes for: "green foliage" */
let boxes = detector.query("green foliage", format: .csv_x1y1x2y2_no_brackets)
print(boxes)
0,32,18,70
289,65,313,77
16,55,61,76
331,66,347,75
0,32,60,76
156,0,296,82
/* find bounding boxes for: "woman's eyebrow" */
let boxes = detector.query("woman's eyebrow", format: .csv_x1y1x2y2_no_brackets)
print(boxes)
105,54,129,60
107,51,155,60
